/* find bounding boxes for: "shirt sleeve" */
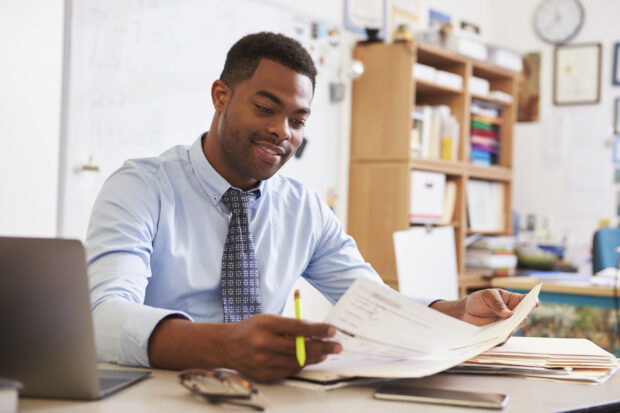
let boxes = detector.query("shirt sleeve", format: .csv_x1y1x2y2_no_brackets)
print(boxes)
301,194,436,307
86,162,191,367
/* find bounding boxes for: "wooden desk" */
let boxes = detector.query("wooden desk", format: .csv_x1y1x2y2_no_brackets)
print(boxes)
491,276,618,308
18,365,620,413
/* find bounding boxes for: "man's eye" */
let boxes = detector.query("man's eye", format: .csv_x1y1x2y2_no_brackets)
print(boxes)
293,119,306,128
255,104,273,114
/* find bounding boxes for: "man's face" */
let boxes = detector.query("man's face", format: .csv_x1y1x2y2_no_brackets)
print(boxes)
213,59,313,190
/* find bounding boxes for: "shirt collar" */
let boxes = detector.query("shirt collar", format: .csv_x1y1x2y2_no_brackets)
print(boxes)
189,134,265,207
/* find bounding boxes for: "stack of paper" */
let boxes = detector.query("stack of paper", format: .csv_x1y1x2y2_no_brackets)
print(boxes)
466,236,518,277
291,278,540,386
449,336,619,384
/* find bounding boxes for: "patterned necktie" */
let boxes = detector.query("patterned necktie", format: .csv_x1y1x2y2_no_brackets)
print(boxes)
220,187,262,322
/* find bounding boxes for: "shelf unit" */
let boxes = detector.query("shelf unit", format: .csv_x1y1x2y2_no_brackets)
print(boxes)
347,41,520,296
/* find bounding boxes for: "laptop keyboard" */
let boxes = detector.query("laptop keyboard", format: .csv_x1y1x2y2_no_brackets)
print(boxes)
100,377,134,389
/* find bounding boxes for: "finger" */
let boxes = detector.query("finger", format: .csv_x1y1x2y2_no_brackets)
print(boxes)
463,313,503,326
261,334,342,358
305,338,342,358
498,290,526,310
257,315,337,338
482,289,513,318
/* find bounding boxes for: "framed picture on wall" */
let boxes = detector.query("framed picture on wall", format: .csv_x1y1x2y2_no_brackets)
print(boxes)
615,98,620,135
553,43,601,105
613,43,620,86
344,0,387,38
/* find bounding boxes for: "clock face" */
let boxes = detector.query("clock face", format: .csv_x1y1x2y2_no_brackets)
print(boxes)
534,0,584,44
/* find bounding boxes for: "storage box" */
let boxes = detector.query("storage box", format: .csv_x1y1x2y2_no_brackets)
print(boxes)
469,76,490,96
435,70,463,90
413,63,437,83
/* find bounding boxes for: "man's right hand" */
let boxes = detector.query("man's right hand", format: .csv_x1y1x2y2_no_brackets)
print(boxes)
222,314,341,381
148,313,341,382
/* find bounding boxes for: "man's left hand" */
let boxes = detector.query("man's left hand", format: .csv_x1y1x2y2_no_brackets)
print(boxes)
430,288,533,327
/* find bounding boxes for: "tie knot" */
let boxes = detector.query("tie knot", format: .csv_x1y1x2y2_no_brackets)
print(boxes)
221,188,257,216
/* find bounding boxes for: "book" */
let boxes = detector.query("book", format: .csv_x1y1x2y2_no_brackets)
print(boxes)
441,180,457,224
466,180,505,232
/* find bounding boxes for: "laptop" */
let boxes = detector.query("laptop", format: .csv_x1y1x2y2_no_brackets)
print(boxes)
0,236,150,399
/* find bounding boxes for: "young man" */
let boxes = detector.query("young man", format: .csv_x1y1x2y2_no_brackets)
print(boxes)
87,32,526,382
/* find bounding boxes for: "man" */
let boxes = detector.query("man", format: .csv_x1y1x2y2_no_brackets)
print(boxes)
87,32,526,382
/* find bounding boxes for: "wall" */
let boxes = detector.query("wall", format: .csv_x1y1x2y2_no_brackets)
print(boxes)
487,0,620,265
0,0,64,237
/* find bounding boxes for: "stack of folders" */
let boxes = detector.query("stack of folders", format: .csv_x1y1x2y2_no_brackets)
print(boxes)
470,99,502,166
448,337,619,384
466,236,517,277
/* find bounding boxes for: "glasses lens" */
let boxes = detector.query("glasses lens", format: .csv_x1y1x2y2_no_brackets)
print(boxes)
181,370,252,397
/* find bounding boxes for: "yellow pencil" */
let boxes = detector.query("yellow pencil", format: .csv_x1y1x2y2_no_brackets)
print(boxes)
294,289,306,366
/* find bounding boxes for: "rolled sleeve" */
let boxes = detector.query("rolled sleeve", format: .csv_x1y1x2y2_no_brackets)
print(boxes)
93,297,191,366
86,162,188,366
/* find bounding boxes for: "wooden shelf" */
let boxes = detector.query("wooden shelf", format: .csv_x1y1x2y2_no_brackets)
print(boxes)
409,158,512,182
466,229,510,236
470,93,513,107
472,59,520,80
416,79,463,95
466,164,512,181
348,41,519,293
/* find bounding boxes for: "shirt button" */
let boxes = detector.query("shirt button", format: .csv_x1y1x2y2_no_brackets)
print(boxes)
213,195,218,201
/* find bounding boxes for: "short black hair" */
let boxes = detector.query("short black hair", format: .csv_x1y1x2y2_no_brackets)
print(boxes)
220,32,317,91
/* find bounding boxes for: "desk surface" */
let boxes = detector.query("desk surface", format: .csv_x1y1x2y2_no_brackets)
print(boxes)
19,364,620,413
491,276,616,297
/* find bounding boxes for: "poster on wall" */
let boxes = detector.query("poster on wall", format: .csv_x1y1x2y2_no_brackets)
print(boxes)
518,52,541,122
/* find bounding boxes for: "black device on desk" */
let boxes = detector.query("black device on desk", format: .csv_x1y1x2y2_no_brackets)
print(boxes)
0,237,150,400
374,384,508,409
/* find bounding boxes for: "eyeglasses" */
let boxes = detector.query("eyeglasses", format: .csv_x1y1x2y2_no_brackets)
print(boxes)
178,368,266,411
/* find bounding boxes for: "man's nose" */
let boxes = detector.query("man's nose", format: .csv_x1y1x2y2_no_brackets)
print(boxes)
267,116,291,142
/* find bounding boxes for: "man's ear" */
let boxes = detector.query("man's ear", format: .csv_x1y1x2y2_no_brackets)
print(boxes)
212,79,231,112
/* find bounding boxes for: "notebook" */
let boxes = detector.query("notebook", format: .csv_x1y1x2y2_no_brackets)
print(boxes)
0,237,150,399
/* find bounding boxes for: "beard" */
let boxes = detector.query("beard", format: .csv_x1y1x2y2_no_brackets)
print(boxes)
218,108,294,185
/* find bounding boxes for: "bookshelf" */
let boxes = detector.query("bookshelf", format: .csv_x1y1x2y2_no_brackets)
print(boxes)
348,41,520,296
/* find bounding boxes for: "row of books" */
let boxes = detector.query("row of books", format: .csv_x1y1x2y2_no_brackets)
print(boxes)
411,105,460,161
466,179,505,232
466,235,517,277
470,99,502,166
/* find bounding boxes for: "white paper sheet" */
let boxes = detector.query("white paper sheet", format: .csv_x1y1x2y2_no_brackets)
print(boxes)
300,278,541,379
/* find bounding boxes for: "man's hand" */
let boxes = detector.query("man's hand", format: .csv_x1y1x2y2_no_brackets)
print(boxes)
221,314,341,381
430,288,532,327
148,314,341,382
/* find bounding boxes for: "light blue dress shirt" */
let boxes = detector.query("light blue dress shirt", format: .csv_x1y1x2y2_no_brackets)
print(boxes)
86,136,384,367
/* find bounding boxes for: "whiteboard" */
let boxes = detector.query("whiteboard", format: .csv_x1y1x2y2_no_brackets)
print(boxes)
58,0,343,239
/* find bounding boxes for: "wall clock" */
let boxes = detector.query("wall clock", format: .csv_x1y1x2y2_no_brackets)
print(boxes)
533,0,584,44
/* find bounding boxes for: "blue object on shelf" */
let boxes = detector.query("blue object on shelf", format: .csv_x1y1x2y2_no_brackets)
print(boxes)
537,244,566,259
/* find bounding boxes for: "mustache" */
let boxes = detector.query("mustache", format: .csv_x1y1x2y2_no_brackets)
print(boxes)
251,134,292,154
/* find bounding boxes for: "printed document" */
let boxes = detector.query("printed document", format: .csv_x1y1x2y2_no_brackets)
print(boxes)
300,277,541,380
